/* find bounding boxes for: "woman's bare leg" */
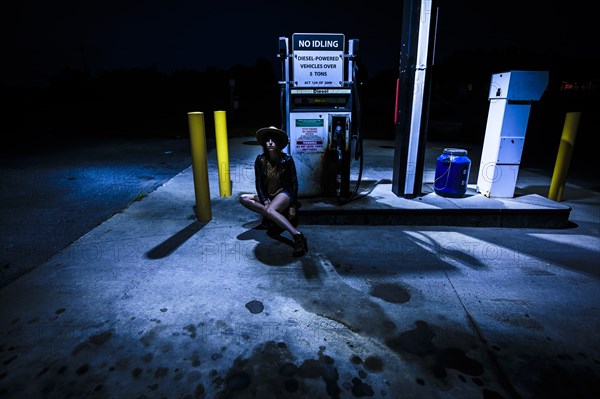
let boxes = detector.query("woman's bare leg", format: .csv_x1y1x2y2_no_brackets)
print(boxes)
265,193,300,237
239,194,268,216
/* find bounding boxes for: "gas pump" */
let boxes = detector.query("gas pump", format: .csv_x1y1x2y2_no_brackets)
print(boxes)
278,33,362,201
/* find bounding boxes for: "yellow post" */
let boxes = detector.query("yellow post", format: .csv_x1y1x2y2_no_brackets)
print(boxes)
214,110,232,197
188,112,212,221
548,112,582,202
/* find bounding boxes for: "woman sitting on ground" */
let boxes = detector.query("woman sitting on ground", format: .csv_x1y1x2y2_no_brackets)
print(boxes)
239,126,308,257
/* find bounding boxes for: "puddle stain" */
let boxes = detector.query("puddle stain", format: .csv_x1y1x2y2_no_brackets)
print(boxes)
2,355,17,365
298,358,321,378
350,355,362,365
174,370,184,381
284,378,299,392
76,363,89,375
512,355,600,398
36,367,49,377
245,300,264,314
88,330,113,345
350,377,374,397
473,375,489,387
194,383,205,396
279,362,298,377
131,367,142,378
190,353,201,367
386,320,436,356
212,375,224,388
321,362,341,398
225,371,251,391
369,283,411,304
364,356,383,372
483,388,505,398
41,382,55,395
270,256,401,345
71,329,113,356
382,320,397,330
436,347,484,376
385,320,490,389
184,324,197,338
139,325,167,347
154,367,169,378
217,341,350,398
142,353,153,363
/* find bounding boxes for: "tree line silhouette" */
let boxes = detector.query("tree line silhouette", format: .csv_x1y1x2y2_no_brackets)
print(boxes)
3,48,597,173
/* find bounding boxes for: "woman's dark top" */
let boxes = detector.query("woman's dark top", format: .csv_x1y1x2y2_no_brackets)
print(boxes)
254,153,299,207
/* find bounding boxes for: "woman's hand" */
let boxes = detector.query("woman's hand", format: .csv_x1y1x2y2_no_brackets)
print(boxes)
288,206,296,218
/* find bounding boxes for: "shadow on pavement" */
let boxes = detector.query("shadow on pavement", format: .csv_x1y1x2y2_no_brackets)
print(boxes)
145,221,208,259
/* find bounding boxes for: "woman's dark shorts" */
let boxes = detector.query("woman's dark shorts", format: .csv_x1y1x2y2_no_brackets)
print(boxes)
269,190,291,201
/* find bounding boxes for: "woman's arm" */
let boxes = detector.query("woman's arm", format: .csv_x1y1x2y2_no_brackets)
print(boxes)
288,156,299,208
254,155,268,204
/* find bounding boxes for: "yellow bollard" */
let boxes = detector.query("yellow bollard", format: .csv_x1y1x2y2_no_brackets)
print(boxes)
214,110,232,197
548,112,582,202
188,112,212,221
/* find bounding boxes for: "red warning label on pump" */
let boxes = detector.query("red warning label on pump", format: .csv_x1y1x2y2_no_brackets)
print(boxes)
296,139,323,152
295,119,325,152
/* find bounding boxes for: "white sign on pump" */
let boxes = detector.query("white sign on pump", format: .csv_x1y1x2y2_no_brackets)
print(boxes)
292,33,344,87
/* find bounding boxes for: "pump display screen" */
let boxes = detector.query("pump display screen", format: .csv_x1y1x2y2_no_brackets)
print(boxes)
293,96,348,106
290,88,351,109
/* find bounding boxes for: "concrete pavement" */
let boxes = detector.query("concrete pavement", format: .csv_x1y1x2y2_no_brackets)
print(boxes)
0,136,599,399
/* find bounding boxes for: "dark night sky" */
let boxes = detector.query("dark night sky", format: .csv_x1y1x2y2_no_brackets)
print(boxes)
1,0,597,86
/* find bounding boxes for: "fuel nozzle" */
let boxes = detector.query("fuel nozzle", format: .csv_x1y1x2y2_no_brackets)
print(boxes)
330,122,343,150
334,123,343,161
334,122,343,140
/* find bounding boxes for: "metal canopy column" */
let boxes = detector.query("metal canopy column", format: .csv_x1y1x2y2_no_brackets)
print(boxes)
392,0,438,198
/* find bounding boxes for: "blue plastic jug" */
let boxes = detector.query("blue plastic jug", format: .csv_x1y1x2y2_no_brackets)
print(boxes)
434,148,471,198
